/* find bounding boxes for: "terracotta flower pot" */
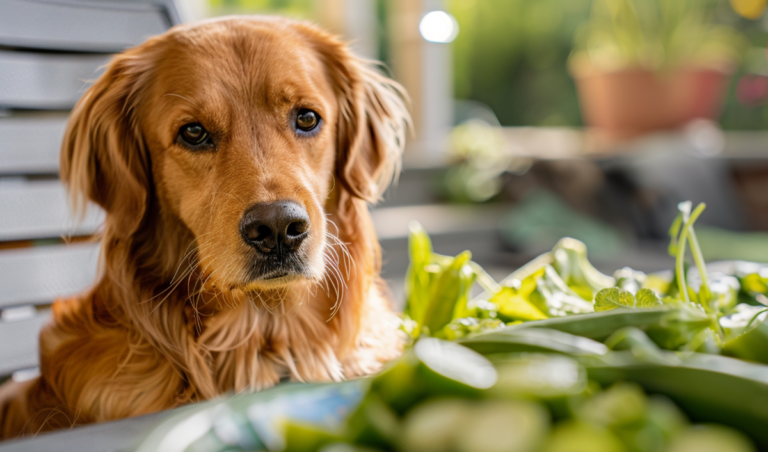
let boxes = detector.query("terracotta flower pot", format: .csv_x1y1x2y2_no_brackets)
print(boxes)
573,67,732,143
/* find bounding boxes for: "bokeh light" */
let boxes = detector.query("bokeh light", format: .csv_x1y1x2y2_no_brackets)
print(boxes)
730,0,767,19
419,10,459,43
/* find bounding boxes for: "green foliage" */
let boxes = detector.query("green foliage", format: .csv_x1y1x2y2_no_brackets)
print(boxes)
594,287,661,311
446,0,768,129
404,222,477,339
448,0,592,126
570,0,746,73
404,200,768,364
275,336,764,452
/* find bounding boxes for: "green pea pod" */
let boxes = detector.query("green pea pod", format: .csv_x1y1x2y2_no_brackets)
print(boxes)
491,307,676,343
541,420,626,452
405,221,434,326
723,317,768,364
643,302,714,351
490,354,589,400
581,351,768,449
577,382,689,452
421,251,473,335
455,399,551,452
489,354,591,419
370,338,496,415
460,327,609,357
400,398,472,452
451,258,479,321
666,425,755,452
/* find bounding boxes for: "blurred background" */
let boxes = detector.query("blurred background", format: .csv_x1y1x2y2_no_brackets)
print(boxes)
4,0,768,386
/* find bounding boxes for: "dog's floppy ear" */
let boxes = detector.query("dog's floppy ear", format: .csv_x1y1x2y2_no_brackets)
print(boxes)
336,61,410,202
303,27,410,202
61,50,153,238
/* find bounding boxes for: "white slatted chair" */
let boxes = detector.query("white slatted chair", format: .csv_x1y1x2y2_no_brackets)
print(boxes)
0,0,181,391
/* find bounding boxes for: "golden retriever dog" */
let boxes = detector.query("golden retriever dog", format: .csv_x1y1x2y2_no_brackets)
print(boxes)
0,16,409,438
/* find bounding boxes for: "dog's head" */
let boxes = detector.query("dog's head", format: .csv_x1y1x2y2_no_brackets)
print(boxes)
61,17,408,292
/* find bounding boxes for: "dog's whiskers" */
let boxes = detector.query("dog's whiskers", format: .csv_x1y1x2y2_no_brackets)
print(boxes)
318,239,348,322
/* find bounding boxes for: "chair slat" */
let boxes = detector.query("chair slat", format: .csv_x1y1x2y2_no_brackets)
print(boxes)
0,311,50,377
0,51,108,110
0,114,68,175
0,180,103,242
0,0,169,53
0,244,99,308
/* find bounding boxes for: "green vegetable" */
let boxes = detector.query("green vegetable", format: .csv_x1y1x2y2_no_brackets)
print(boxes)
435,317,504,341
583,350,768,447
400,398,469,452
531,265,595,316
551,237,615,294
541,421,626,452
576,383,648,429
454,400,549,452
490,354,588,400
404,221,433,328
422,251,475,335
490,274,548,322
666,425,755,452
722,315,768,364
371,338,496,415
500,307,676,342
404,223,477,339
461,328,609,357
594,287,661,312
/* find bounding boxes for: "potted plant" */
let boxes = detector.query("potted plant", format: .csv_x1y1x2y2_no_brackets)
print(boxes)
569,0,747,143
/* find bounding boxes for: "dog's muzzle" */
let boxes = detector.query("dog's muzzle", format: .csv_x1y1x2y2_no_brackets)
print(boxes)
240,200,310,279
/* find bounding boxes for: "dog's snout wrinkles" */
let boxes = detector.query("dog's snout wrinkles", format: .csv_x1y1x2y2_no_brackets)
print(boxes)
240,201,310,253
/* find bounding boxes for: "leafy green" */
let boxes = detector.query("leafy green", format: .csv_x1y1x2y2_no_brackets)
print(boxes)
403,222,476,339
595,288,637,311
404,221,434,328
635,289,662,308
594,288,661,312
551,237,616,296
531,265,595,316
390,203,768,450
490,270,548,322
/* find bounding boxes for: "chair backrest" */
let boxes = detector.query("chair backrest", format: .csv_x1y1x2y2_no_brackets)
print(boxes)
0,0,180,380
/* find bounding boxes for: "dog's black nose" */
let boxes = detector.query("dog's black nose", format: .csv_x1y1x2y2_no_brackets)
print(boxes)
240,201,310,253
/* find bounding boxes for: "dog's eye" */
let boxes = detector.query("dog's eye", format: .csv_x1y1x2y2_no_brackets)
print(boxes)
295,109,320,133
178,123,212,149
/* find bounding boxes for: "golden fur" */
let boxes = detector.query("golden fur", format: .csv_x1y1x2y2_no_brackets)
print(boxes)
0,16,409,438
